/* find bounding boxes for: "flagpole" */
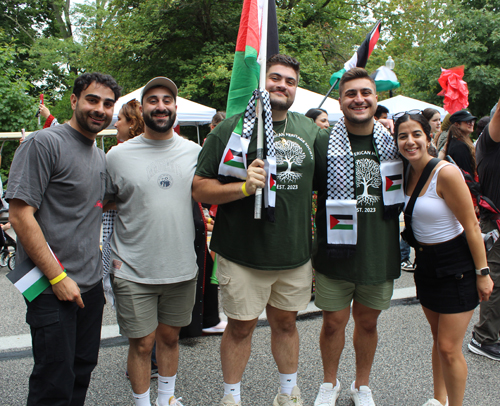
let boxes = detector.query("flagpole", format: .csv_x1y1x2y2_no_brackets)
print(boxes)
254,0,269,220
318,78,339,109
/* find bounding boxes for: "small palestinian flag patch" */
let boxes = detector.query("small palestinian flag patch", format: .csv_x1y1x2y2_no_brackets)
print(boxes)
218,132,249,180
385,174,402,192
223,149,245,169
270,173,277,192
330,214,354,230
380,160,405,206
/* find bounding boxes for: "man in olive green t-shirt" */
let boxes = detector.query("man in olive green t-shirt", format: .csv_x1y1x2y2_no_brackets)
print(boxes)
312,68,401,406
193,54,326,406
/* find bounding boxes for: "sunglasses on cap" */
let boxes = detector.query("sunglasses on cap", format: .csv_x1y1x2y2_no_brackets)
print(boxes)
392,109,422,121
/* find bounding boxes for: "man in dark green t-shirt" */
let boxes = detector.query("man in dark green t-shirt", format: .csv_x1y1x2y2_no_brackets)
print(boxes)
193,54,327,406
312,68,401,406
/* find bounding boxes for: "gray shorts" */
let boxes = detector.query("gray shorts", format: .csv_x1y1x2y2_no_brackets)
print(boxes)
111,275,197,338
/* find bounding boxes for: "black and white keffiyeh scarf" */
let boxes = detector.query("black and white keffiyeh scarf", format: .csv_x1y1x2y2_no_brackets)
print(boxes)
218,88,276,221
326,118,404,258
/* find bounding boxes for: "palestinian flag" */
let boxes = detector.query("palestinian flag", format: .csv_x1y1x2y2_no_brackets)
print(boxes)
226,0,279,134
7,257,51,302
6,246,65,302
385,174,403,192
329,20,382,88
330,214,354,230
270,173,277,192
223,149,245,169
370,65,400,92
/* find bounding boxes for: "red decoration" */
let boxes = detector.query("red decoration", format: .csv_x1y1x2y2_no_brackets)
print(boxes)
437,66,469,115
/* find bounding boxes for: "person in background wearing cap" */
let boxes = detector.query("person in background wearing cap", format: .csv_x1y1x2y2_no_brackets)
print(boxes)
439,110,477,177
105,77,201,406
7,72,121,406
468,97,500,362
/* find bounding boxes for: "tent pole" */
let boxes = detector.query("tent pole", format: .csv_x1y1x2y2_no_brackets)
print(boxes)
197,126,200,145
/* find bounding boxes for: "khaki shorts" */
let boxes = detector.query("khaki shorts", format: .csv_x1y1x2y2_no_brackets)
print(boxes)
314,272,394,312
216,255,313,320
111,276,197,338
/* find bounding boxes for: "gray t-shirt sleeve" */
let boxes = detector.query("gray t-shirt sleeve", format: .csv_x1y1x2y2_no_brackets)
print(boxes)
6,136,53,209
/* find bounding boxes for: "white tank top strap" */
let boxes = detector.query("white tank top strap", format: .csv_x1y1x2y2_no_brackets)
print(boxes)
426,162,456,197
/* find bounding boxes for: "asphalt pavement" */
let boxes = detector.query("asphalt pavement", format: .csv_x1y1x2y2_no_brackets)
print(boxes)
1,264,499,406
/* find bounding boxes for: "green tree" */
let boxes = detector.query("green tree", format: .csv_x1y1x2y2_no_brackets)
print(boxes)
0,41,38,179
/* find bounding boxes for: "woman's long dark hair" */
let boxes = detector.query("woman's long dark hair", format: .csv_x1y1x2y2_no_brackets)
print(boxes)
446,125,476,174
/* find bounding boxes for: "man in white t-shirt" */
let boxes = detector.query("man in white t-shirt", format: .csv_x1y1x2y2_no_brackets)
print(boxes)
106,77,201,406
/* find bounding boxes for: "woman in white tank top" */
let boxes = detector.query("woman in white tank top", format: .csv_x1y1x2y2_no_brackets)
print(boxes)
395,113,493,406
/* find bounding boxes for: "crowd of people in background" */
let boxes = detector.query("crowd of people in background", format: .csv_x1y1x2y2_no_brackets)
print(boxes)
3,54,499,406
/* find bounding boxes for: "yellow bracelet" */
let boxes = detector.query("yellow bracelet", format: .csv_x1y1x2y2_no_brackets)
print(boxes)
241,182,250,197
49,271,67,285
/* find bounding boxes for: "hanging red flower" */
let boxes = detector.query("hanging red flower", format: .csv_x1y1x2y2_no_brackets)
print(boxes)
437,65,469,115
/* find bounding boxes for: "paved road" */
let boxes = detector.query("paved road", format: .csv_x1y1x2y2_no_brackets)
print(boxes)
1,264,499,405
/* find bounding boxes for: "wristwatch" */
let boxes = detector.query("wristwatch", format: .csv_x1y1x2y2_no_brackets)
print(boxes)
475,267,490,276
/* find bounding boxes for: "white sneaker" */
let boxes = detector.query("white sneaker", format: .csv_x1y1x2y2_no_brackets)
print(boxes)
272,386,303,405
156,397,184,406
220,394,241,406
422,399,447,406
350,381,375,406
314,380,340,405
202,320,228,334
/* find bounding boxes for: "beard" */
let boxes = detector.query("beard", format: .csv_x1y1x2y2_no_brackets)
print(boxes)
75,105,111,134
269,93,294,112
143,109,176,133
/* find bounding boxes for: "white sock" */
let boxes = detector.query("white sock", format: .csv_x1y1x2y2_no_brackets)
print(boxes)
321,379,340,390
158,374,176,406
224,382,241,403
133,388,150,406
280,372,297,395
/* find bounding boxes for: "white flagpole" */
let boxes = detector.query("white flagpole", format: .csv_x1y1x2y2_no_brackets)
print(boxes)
254,0,268,220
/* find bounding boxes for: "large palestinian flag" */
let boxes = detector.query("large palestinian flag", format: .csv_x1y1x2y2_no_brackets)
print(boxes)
226,0,279,135
329,20,382,88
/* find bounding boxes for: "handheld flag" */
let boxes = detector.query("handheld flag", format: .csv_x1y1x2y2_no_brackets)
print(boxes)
6,245,65,302
329,20,382,87
370,66,400,92
223,0,279,221
226,0,279,134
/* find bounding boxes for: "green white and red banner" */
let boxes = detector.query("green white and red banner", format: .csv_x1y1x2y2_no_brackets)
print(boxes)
226,0,279,134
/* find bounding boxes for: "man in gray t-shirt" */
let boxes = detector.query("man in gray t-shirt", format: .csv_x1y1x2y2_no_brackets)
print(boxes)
7,72,121,406
105,77,200,406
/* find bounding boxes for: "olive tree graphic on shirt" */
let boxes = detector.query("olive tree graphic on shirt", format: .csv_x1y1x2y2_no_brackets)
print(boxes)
356,158,381,205
275,139,306,182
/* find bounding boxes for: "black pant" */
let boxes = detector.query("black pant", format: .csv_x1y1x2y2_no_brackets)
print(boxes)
26,282,105,406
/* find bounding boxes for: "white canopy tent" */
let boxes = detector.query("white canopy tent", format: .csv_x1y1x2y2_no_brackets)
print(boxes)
289,87,343,122
378,95,448,120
